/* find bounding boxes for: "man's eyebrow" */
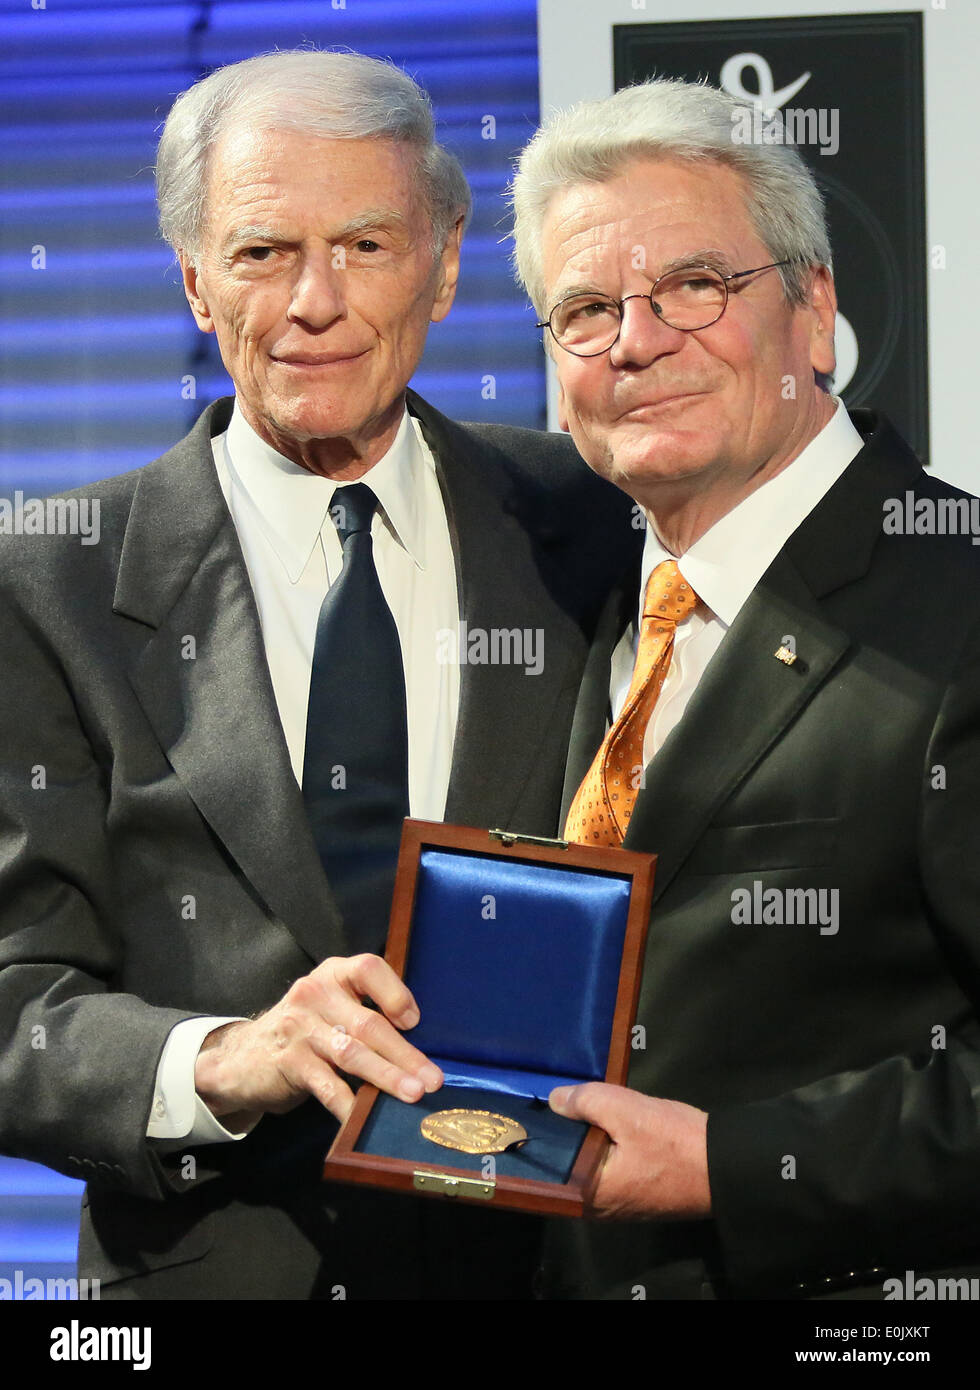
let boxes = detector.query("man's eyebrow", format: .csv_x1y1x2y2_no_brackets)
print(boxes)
220,209,410,254
221,224,285,252
656,249,736,275
551,282,609,301
336,209,409,237
551,250,740,303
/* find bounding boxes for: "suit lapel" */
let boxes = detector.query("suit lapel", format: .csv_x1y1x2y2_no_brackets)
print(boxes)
407,392,584,830
625,550,850,900
114,399,345,965
597,411,921,901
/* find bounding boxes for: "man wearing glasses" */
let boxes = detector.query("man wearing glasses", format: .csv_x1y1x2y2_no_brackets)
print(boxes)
512,78,980,1299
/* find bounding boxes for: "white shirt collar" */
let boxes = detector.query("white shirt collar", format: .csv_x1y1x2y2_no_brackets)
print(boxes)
223,401,428,584
638,399,866,628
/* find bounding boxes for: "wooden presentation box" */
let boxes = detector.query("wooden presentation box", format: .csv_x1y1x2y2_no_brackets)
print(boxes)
322,820,655,1217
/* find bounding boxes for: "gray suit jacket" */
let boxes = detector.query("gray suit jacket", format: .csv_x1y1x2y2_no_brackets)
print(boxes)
0,391,636,1299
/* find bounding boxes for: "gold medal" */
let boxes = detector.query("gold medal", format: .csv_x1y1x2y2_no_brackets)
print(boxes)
420,1108,528,1154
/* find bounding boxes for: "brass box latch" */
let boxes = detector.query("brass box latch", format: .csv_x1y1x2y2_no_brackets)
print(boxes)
413,1169,495,1200
489,828,568,850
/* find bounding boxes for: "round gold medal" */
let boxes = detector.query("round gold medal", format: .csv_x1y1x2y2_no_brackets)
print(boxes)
420,1108,528,1155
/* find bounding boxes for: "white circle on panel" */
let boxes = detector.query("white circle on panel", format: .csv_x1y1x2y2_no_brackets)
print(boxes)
833,312,858,394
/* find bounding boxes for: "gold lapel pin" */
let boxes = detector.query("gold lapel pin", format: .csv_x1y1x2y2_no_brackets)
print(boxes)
774,645,797,667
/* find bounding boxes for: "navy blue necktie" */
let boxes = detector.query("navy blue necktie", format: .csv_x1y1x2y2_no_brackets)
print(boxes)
302,483,409,954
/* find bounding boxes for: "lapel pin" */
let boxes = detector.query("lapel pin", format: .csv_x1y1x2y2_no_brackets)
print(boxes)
774,644,797,667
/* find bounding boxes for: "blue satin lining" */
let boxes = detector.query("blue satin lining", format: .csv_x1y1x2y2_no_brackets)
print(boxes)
356,1084,588,1184
404,848,632,1080
432,1057,581,1101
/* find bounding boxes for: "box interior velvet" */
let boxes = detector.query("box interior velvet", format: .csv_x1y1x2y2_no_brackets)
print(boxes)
322,820,655,1216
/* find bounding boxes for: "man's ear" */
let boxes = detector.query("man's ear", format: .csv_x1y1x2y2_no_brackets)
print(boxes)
807,264,837,378
430,216,464,324
178,251,215,334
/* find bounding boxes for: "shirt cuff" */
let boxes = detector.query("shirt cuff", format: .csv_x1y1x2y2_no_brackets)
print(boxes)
147,1016,259,1146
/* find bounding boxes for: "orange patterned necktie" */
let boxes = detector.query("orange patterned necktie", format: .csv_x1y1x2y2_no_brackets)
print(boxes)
564,560,698,846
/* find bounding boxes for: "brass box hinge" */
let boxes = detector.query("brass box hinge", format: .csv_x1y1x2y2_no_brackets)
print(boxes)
489,829,568,850
413,1169,495,1200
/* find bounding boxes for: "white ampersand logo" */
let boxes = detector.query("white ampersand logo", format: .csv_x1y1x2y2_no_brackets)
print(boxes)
719,52,811,118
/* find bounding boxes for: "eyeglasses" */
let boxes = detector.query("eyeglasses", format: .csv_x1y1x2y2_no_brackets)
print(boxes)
537,261,793,357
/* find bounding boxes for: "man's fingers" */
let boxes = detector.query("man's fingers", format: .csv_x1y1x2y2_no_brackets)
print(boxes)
328,953,421,1030
322,994,443,1093
312,1019,438,1102
197,956,442,1119
286,1054,357,1124
549,1081,621,1133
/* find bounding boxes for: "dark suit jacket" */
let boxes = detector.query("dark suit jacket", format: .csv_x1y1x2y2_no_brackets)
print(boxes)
0,390,634,1299
546,409,980,1300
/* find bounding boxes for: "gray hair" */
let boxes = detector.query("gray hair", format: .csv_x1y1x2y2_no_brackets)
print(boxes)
511,78,832,315
156,49,471,262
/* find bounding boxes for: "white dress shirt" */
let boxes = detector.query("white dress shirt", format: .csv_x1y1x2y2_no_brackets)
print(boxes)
148,402,459,1145
608,400,865,765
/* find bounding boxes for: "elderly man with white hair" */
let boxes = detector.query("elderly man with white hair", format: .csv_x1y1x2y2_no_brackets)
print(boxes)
511,79,980,1300
0,49,632,1299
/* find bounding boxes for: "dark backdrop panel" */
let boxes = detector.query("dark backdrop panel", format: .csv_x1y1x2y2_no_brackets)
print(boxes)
615,12,929,463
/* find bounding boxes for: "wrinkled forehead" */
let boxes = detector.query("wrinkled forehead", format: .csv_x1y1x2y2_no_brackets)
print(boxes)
205,123,415,190
208,119,280,168
541,156,764,291
201,125,425,236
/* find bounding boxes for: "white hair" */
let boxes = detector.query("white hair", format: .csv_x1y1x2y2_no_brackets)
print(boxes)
511,78,832,315
156,49,471,262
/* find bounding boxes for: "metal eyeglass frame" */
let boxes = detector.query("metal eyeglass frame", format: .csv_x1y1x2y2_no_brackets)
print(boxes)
537,260,794,357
